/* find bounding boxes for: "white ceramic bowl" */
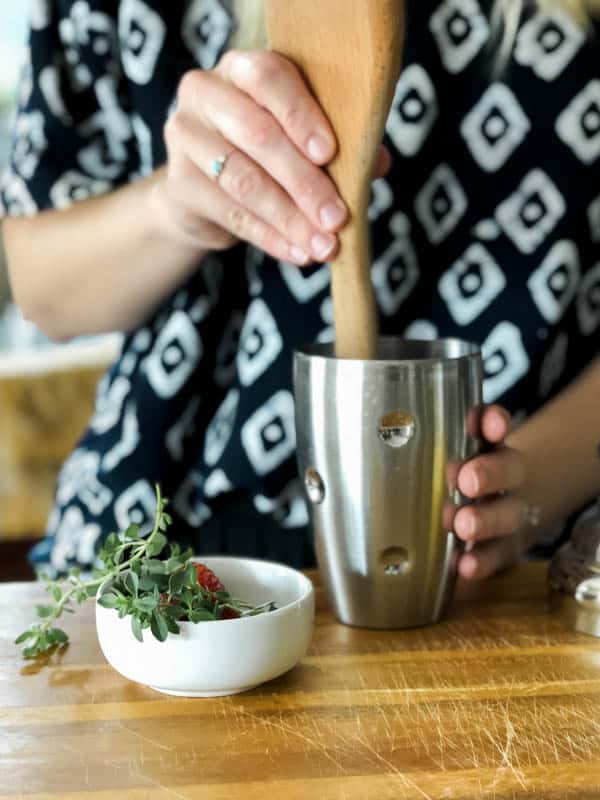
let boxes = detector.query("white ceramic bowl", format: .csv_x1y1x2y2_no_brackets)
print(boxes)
95,556,315,697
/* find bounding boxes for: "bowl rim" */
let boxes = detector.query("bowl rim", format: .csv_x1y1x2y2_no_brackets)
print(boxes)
96,554,315,629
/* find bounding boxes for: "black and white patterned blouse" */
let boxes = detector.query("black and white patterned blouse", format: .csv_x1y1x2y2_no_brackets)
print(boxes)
1,0,599,572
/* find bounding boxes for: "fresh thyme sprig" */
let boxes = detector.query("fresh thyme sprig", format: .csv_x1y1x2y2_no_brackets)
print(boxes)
16,486,275,659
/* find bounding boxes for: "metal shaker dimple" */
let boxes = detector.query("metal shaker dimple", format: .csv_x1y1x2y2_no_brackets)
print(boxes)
294,338,483,629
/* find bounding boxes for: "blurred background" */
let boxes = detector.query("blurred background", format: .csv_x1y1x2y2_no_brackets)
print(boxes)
0,5,26,309
0,4,119,580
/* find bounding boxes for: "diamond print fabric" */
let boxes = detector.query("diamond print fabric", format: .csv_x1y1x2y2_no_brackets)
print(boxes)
0,0,598,571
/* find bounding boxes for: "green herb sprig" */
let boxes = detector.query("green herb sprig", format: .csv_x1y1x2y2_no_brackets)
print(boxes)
16,486,275,658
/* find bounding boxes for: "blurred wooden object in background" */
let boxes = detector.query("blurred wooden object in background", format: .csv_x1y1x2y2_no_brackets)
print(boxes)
0,339,120,543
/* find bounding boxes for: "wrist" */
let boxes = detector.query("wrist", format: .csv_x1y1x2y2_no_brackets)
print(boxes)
145,167,209,261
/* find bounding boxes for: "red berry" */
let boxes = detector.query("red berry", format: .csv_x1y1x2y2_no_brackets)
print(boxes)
220,606,241,620
194,563,224,593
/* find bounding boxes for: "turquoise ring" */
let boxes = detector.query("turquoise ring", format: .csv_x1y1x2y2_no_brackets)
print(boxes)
211,154,228,181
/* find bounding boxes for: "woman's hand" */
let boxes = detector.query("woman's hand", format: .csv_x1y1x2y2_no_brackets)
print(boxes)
452,405,535,580
152,50,389,266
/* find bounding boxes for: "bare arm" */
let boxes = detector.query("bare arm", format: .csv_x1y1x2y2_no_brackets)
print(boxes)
1,51,355,341
1,168,207,339
508,356,600,530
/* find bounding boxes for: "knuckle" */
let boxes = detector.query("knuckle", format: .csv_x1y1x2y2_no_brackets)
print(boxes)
226,204,249,237
275,206,302,239
173,206,203,238
177,69,204,107
163,113,183,146
227,164,260,201
292,171,321,205
243,111,279,148
260,228,285,259
244,51,280,91
209,227,237,250
217,49,237,73
163,116,177,149
281,101,308,135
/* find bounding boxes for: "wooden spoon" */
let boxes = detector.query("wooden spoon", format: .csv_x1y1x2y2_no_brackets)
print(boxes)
266,0,405,359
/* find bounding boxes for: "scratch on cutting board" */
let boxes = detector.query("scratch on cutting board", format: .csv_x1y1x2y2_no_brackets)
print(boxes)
234,707,348,775
352,711,434,800
115,720,175,755
486,704,528,791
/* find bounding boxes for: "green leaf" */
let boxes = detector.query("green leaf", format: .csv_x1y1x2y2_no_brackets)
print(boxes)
188,609,215,623
138,576,157,592
36,605,55,619
51,585,62,602
165,556,185,574
48,628,68,645
184,564,198,587
23,643,41,659
103,533,119,552
131,615,144,643
124,571,139,597
150,610,169,642
165,616,180,635
147,533,168,558
97,592,119,609
86,583,101,597
162,604,184,619
145,560,166,575
124,524,140,540
169,570,186,595
135,596,158,613
15,628,35,644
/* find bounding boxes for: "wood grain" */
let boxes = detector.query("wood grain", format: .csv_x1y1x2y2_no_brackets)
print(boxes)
3,564,600,798
266,0,405,359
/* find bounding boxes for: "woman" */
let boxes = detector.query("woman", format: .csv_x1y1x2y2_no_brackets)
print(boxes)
1,0,599,579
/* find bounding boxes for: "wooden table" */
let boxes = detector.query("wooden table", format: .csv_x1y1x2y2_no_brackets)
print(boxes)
2,563,600,799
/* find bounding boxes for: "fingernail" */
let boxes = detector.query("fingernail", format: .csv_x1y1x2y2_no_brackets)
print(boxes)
466,513,477,539
469,468,485,496
320,200,347,231
311,233,336,260
307,134,332,163
289,245,310,265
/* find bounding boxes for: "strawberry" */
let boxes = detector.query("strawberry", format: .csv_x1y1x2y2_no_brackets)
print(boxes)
194,563,224,593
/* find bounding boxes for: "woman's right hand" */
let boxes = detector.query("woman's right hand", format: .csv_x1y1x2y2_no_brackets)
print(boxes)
151,50,355,266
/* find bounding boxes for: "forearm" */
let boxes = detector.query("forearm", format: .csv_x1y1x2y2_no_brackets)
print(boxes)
508,357,600,532
1,168,206,340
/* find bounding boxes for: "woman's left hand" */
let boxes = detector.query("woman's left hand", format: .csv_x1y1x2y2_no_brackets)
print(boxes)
453,405,534,580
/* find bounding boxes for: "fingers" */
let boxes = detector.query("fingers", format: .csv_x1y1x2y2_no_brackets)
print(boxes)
162,153,303,264
178,66,347,234
480,404,512,444
165,112,337,265
168,54,390,261
454,493,523,543
217,50,338,165
458,446,526,499
457,536,522,581
373,146,392,179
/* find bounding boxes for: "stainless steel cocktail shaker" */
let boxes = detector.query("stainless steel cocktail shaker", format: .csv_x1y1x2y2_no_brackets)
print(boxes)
294,337,483,629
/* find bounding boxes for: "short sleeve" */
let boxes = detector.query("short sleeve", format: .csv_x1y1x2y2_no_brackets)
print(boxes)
0,1,140,218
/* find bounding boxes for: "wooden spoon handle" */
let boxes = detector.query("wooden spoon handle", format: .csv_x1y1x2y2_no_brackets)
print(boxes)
266,0,405,359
